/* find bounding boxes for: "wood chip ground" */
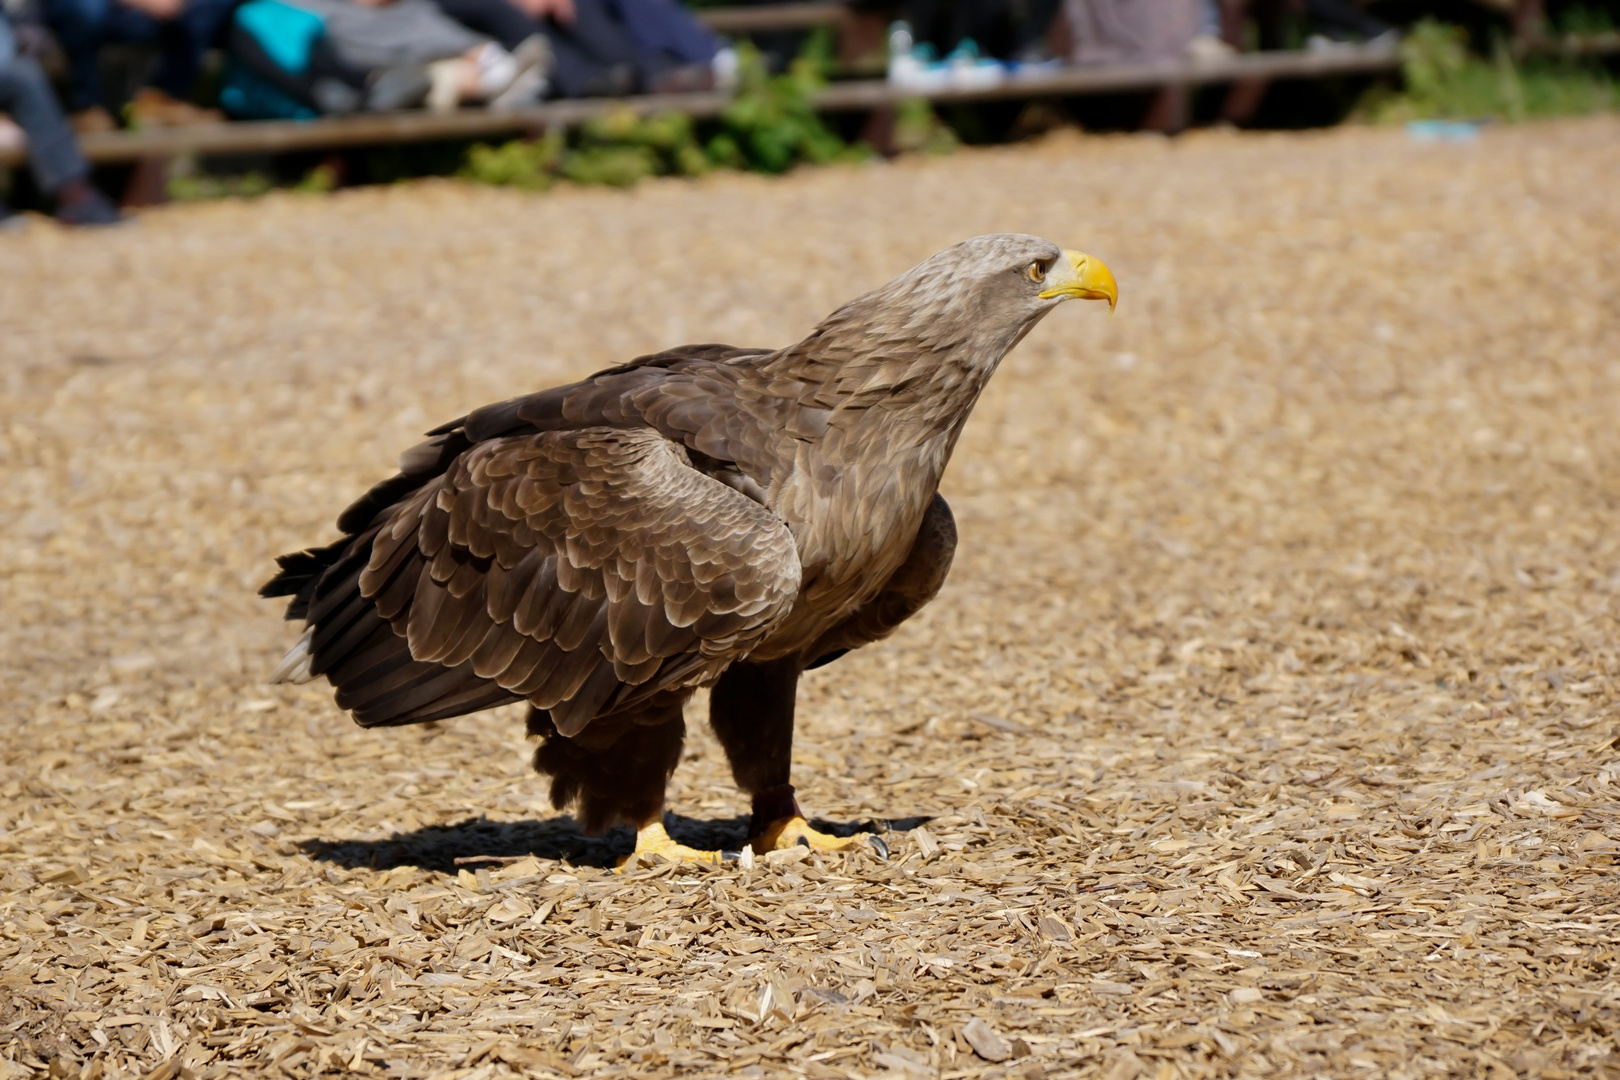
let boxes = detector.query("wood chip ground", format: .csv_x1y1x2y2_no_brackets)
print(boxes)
2,117,1619,1080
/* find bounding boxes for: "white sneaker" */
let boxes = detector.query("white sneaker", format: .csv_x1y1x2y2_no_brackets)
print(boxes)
426,58,471,112
712,46,739,91
489,65,548,110
472,42,519,99
1186,34,1236,63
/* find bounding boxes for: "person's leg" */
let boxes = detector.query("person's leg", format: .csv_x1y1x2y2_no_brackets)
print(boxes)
150,0,236,101
545,0,641,92
1010,0,1064,56
535,24,614,97
1301,0,1389,40
606,0,718,64
0,56,120,223
432,0,537,53
900,0,949,52
41,0,120,110
560,0,639,68
943,0,1005,52
0,54,90,192
306,37,369,89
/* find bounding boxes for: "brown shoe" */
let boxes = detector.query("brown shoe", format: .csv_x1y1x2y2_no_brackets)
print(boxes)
70,106,118,134
127,88,224,128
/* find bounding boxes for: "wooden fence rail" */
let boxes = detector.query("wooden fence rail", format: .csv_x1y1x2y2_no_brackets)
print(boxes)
0,41,1413,169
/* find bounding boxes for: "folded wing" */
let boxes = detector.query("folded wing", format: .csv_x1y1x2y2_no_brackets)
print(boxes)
290,427,801,735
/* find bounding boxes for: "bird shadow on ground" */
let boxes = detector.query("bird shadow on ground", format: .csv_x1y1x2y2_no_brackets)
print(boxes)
300,813,929,873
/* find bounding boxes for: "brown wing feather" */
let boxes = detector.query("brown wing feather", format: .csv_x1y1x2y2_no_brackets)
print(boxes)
300,426,799,735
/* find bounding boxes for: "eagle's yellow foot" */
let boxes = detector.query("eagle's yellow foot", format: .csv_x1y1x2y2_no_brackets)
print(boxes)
616,821,733,871
752,816,887,858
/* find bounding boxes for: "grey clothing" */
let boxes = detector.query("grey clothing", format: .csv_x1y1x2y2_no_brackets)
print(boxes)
1064,0,1199,63
290,0,485,71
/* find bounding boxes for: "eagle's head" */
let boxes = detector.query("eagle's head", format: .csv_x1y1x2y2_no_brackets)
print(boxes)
904,232,1117,320
818,234,1117,370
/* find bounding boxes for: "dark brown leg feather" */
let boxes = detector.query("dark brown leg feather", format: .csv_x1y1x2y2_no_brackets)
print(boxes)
711,494,958,832
528,691,690,834
709,656,800,799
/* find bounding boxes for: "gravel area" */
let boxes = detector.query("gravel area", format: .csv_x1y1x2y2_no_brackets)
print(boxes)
2,117,1619,1080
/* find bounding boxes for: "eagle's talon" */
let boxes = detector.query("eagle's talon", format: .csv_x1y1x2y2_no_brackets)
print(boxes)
868,834,890,859
752,815,861,855
615,821,728,872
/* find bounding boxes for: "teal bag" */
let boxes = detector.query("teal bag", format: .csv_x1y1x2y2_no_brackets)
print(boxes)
219,0,327,120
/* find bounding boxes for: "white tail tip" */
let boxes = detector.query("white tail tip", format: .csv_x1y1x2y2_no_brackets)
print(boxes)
270,627,316,685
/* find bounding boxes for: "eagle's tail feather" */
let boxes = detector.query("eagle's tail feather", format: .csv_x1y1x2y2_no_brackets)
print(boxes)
259,540,352,621
296,580,525,727
269,626,316,684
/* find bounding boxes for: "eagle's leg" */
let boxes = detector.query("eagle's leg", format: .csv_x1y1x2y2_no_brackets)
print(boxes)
526,692,733,867
709,657,865,854
713,494,958,856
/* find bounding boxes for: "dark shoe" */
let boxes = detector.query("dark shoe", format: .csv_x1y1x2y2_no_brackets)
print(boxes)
56,184,123,227
579,63,636,98
649,63,715,95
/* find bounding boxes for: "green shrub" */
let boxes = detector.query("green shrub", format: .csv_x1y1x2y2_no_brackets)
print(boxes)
293,162,340,194
459,133,563,190
166,170,272,202
459,38,880,193
710,44,856,172
1360,18,1619,122
559,144,662,186
893,97,960,155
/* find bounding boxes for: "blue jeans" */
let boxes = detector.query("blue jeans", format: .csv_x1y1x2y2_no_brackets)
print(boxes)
610,0,718,65
42,0,237,111
0,50,90,192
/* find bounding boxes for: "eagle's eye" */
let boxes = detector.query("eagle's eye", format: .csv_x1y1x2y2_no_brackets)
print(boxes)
1026,260,1048,283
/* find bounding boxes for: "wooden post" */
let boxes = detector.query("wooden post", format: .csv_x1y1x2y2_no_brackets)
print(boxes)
1142,83,1189,133
121,155,169,207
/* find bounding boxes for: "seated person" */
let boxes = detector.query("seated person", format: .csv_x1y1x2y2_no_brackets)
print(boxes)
40,0,235,130
226,0,539,115
430,0,725,99
0,12,120,224
1063,0,1202,63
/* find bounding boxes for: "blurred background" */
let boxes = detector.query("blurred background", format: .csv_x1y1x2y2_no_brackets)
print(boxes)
0,0,1617,214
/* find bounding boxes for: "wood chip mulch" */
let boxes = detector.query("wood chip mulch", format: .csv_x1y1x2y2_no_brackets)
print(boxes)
2,116,1618,1080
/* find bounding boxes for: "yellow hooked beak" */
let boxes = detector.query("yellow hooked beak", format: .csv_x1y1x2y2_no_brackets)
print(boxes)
1039,250,1118,313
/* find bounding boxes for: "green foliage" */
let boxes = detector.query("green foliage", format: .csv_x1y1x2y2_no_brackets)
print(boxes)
460,40,873,193
559,144,663,187
893,97,960,155
1360,18,1619,122
796,25,839,81
293,163,340,194
1554,5,1615,33
459,132,563,190
166,170,272,202
708,43,858,173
